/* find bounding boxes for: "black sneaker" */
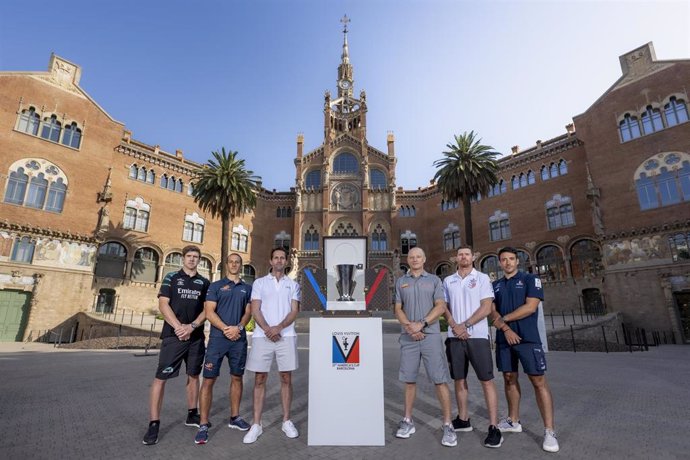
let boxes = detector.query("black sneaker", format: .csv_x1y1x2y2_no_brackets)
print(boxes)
452,415,473,432
143,421,160,445
484,425,503,448
185,412,201,427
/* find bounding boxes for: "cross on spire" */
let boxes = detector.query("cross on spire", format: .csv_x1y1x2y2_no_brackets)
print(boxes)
340,14,350,34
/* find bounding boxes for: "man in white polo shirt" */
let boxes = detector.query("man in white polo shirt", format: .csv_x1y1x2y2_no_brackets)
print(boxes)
243,247,301,444
443,246,502,448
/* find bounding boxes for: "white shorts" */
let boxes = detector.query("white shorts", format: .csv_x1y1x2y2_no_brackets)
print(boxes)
246,336,298,372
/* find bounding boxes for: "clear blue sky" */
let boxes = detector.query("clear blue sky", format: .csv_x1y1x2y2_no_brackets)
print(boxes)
2,1,688,190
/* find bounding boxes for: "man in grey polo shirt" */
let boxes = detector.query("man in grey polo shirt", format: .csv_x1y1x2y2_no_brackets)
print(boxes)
394,247,456,447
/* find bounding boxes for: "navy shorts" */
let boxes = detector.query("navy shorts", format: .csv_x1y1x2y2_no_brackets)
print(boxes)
155,336,205,380
203,337,248,378
496,342,547,376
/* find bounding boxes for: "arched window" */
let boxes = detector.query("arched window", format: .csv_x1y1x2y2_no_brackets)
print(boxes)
11,236,35,263
541,165,549,181
17,107,40,135
664,97,689,127
401,231,417,255
137,167,146,181
45,178,67,212
40,115,61,142
399,205,415,217
305,169,321,188
123,197,150,232
160,174,168,189
619,113,641,142
164,252,183,274
370,169,387,189
489,211,511,241
480,255,501,282
443,224,461,251
558,159,568,175
636,172,658,210
304,225,320,251
680,161,690,200
549,162,558,178
517,250,531,272
500,179,507,194
61,122,82,148
511,175,519,190
25,173,49,209
641,106,664,134
545,195,574,230
242,265,256,285
274,231,291,253
371,224,387,251
527,170,535,185
175,179,183,193
286,207,292,217
129,165,138,179
132,247,159,283
536,245,565,282
4,160,68,212
668,232,690,262
95,242,127,279
183,213,204,243
198,257,212,280
146,169,155,184
658,167,681,206
570,239,603,278
4,167,28,205
168,176,176,191
436,263,452,280
519,173,527,187
333,152,359,174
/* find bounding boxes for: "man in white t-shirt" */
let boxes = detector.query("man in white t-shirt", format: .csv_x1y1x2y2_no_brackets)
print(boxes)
443,246,502,448
242,248,301,444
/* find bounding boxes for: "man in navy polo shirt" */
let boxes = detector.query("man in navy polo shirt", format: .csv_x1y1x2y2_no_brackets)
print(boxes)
194,253,252,444
490,247,559,453
143,245,210,446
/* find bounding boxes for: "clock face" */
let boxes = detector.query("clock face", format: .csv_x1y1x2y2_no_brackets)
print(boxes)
339,80,351,89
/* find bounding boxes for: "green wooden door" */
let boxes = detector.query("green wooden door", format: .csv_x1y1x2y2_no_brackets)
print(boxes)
0,290,31,341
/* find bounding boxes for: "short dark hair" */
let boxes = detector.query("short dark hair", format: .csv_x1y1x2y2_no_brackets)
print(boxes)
271,247,288,259
498,246,518,258
457,245,473,253
227,253,243,264
182,245,201,257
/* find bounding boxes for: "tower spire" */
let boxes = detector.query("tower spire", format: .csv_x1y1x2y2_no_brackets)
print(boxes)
341,14,350,64
337,15,354,98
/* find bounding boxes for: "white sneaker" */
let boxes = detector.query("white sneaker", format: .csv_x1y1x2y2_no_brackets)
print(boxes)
497,417,523,433
543,428,560,452
282,420,299,438
242,424,263,444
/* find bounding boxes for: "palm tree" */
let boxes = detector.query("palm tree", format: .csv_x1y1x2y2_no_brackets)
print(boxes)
192,147,260,278
433,131,500,247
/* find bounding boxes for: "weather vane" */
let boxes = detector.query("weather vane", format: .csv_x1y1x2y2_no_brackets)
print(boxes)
340,14,350,34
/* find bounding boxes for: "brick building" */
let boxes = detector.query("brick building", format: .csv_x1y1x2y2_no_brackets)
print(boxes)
1,37,688,342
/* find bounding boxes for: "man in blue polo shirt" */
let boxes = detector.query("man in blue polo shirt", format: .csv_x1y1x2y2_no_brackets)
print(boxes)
194,253,252,444
143,245,210,446
490,247,559,453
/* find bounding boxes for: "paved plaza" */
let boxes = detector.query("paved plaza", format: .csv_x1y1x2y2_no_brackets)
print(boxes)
0,333,688,459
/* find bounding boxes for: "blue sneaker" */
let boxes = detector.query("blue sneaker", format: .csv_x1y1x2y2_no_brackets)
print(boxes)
228,416,251,431
194,424,209,444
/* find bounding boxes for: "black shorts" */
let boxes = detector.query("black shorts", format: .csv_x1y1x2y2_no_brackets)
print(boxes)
445,337,495,381
155,336,205,380
496,342,547,376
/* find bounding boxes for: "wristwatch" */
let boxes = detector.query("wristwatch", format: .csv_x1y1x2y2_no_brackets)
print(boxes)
501,316,509,324
422,319,429,329
464,321,472,329
191,322,198,329
238,324,245,331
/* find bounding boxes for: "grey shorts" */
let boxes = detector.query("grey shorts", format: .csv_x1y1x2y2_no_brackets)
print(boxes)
445,337,495,381
399,333,450,384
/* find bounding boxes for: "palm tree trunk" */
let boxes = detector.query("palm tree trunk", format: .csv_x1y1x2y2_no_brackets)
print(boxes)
220,213,230,279
463,194,473,247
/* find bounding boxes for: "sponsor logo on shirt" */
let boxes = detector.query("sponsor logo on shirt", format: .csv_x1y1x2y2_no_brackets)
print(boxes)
401,283,409,288
221,285,231,291
193,279,205,285
535,278,542,289
468,278,477,289
516,280,524,289
176,279,185,286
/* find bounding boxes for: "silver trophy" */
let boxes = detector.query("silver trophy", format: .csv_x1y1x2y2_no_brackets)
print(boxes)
335,264,357,301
